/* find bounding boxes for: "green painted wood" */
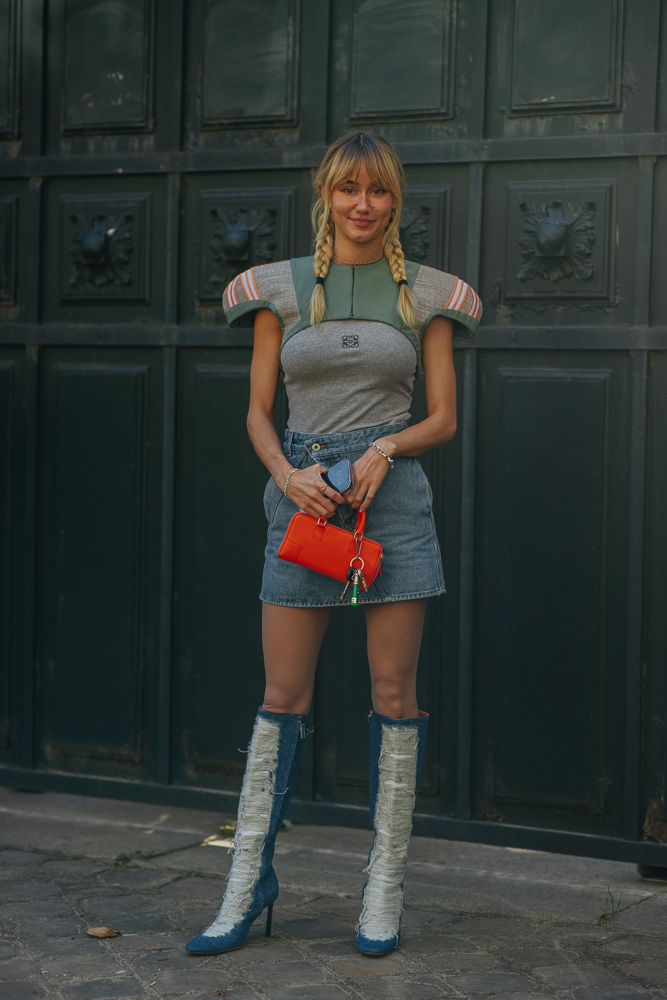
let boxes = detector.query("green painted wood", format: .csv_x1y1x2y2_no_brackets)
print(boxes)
0,0,665,865
36,349,164,778
170,349,270,790
0,0,19,140
0,354,18,756
474,352,633,833
642,353,667,842
61,0,155,133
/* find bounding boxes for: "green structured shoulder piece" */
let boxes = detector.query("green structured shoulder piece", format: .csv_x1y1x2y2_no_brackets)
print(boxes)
222,256,482,364
287,255,420,358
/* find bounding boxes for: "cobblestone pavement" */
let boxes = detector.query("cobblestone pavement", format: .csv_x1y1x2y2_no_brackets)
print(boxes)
1,788,666,1000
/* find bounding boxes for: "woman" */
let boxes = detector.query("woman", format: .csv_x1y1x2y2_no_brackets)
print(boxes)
186,131,481,958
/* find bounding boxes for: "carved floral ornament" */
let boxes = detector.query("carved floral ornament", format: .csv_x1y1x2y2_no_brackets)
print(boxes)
67,211,135,292
209,206,277,291
399,205,430,262
517,200,595,283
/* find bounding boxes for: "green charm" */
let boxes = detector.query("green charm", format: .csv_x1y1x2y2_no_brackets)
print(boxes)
351,572,360,606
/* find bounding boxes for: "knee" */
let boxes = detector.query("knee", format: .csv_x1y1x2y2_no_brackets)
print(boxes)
262,686,311,716
371,677,418,720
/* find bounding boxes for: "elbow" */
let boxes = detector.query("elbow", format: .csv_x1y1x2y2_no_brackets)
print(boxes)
435,412,457,448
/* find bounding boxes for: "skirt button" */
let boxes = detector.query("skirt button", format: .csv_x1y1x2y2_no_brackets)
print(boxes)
311,442,321,451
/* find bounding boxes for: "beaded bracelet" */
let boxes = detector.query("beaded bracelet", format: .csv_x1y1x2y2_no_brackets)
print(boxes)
283,466,300,496
371,441,395,469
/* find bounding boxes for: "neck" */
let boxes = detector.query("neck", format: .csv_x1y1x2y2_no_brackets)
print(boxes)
332,246,385,265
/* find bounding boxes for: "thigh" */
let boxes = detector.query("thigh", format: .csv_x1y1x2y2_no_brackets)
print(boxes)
364,599,428,719
261,602,332,715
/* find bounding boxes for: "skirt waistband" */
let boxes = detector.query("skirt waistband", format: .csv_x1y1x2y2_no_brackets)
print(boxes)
284,423,407,459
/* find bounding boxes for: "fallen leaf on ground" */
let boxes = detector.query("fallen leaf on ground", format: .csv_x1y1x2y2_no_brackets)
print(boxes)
86,926,120,938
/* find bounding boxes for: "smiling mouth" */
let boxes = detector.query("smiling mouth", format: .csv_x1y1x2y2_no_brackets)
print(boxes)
351,218,373,226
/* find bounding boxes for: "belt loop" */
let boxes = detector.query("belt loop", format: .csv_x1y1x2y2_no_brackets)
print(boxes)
285,429,294,457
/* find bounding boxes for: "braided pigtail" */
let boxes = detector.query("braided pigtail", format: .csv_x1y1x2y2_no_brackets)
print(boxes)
311,131,413,327
384,230,416,330
310,218,334,326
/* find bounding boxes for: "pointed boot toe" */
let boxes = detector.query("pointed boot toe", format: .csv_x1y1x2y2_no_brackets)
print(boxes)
355,928,400,956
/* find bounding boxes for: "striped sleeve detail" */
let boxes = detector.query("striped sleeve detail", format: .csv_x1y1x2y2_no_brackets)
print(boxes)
445,277,482,320
223,267,261,311
221,259,300,333
411,264,482,340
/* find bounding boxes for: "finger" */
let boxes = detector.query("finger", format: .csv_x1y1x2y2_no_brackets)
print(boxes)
360,490,376,511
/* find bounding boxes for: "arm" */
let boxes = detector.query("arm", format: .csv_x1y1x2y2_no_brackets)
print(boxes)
349,316,456,511
247,308,344,518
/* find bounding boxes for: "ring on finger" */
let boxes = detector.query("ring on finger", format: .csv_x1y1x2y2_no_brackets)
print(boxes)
320,484,327,494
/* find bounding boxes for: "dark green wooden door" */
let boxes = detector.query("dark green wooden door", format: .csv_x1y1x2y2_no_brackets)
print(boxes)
1,0,666,865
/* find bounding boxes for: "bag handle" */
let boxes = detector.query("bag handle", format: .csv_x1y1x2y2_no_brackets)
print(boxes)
317,508,366,539
354,509,366,539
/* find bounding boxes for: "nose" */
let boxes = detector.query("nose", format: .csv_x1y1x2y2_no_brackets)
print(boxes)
355,191,370,212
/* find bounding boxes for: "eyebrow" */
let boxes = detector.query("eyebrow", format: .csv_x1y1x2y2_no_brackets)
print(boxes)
341,177,381,186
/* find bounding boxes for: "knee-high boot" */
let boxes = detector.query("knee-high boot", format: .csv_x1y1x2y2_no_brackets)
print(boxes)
186,708,308,955
356,709,429,956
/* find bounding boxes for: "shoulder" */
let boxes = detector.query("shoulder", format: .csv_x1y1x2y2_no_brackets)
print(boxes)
407,262,482,339
222,259,303,331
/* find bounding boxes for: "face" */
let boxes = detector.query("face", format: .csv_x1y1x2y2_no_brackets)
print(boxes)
327,164,395,259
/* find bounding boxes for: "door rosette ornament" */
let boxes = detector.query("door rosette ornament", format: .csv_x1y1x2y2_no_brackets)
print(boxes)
517,200,595,283
67,212,135,292
399,205,430,262
209,206,277,291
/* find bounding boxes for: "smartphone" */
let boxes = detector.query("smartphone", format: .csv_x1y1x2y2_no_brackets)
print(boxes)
321,459,353,495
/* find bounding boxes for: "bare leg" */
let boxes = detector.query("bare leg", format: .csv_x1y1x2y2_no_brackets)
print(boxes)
261,602,332,715
364,599,428,718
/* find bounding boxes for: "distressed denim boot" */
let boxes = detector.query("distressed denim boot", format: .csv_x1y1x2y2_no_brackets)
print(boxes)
356,709,429,956
186,708,308,955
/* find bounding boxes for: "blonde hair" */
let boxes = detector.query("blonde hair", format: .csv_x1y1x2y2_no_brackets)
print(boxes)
310,131,416,329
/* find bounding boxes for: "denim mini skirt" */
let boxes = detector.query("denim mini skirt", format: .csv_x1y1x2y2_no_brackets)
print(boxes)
260,423,446,607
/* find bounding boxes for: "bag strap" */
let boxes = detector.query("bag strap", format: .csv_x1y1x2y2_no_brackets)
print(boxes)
354,510,366,539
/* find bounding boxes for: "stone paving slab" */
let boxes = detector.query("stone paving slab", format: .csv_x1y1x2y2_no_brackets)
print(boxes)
1,786,666,999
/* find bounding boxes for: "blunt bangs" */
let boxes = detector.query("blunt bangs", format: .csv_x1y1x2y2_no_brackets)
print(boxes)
323,135,403,206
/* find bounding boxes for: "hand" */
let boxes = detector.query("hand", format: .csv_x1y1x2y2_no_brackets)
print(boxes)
284,463,345,518
348,443,394,511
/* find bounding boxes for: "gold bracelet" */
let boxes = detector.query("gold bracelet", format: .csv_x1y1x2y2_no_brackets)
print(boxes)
283,467,300,496
371,441,395,469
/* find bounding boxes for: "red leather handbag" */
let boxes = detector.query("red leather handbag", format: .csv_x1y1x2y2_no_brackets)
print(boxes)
278,509,383,589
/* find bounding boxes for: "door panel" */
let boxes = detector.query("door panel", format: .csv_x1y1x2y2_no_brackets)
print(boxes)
36,350,164,777
170,349,268,790
473,353,632,833
183,0,329,150
0,0,20,142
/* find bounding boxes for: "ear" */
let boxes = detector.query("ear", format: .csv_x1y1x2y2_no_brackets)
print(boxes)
317,184,324,196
